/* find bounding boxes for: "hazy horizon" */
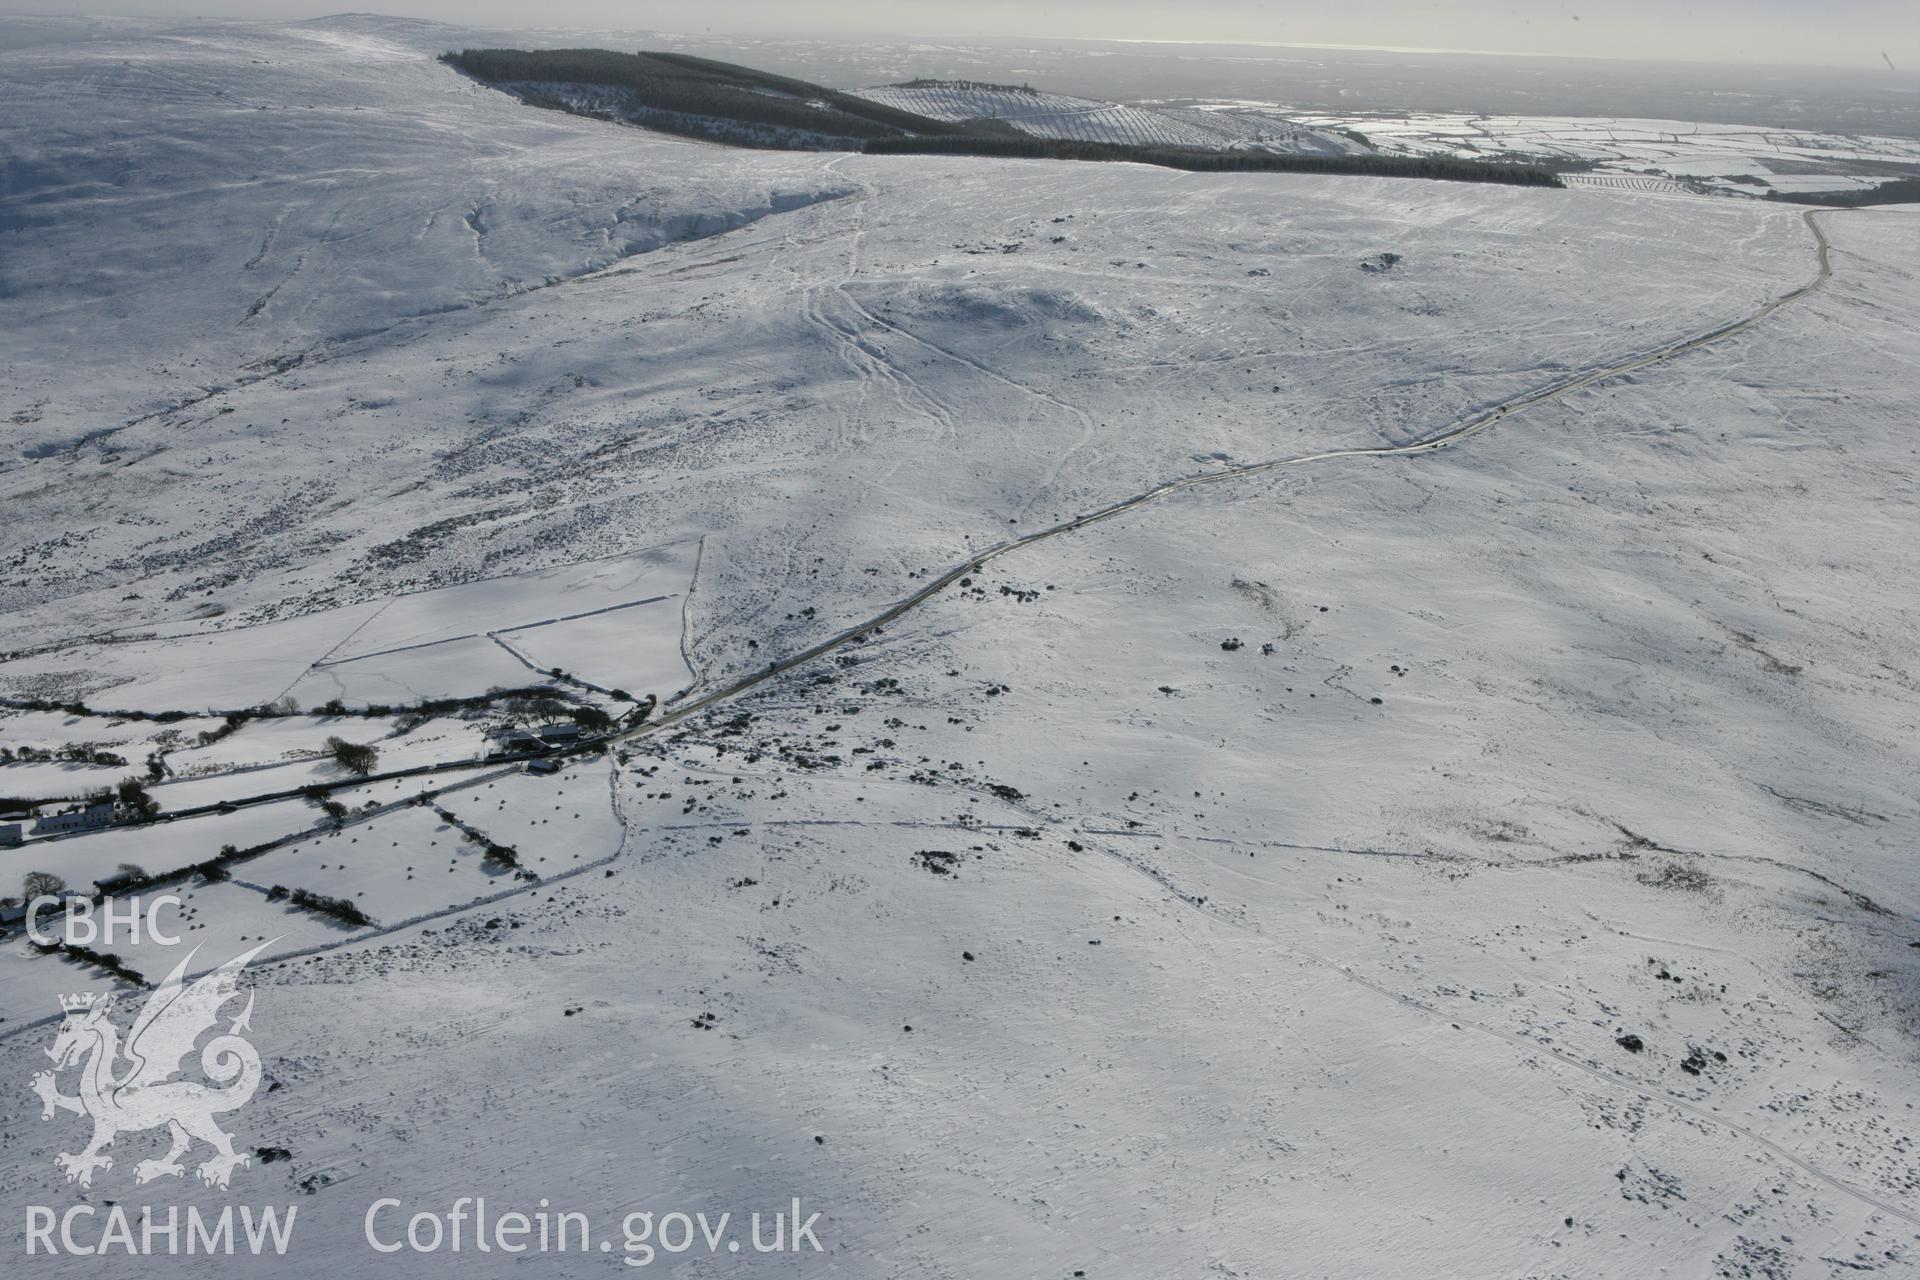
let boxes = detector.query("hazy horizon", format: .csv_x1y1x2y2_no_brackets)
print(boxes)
3,1,1916,70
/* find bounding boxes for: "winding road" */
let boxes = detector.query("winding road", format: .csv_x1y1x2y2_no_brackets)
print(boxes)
597,205,1920,1232
626,208,1834,741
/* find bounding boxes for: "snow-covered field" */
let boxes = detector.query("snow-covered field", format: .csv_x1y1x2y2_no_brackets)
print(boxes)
0,535,698,711
1,14,1916,1278
1290,109,1920,195
852,82,1362,154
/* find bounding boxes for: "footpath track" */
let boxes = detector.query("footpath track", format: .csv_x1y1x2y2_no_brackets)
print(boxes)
624,210,1835,742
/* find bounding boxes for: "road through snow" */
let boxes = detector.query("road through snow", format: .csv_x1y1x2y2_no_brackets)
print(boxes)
632,209,1838,738
592,206,1920,1232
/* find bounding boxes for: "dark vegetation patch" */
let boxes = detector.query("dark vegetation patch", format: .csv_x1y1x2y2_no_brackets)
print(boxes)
442,48,975,148
894,78,1039,94
267,886,373,929
325,736,380,777
31,940,148,987
1635,859,1715,894
1,684,564,724
0,743,125,768
864,134,1565,187
1767,175,1920,207
911,850,960,876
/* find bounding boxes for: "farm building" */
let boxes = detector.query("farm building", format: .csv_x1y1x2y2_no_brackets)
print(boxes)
487,727,543,752
30,802,116,837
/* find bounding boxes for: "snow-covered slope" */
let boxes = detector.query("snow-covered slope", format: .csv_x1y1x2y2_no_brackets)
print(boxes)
1,16,1916,1278
0,31,1809,652
0,18,849,460
852,81,1363,154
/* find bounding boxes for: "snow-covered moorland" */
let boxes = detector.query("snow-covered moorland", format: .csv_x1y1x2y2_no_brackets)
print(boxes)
1288,108,1920,197
1,14,1916,1278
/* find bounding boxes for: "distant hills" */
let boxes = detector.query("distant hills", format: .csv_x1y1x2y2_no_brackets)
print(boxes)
443,49,1563,188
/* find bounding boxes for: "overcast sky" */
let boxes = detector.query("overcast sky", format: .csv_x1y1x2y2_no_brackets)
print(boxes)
8,2,1916,68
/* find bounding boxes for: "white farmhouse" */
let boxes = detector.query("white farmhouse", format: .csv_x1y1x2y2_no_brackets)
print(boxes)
30,802,116,837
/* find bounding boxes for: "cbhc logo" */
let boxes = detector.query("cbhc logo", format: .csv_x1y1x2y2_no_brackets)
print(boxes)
27,895,184,947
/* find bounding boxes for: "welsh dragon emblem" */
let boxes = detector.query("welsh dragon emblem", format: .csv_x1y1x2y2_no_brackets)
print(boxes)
32,942,268,1190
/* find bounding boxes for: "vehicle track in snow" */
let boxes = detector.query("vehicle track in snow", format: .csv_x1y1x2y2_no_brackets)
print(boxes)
606,208,1920,1232
1115,829,1920,1232
637,209,1836,737
821,701,1920,1232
